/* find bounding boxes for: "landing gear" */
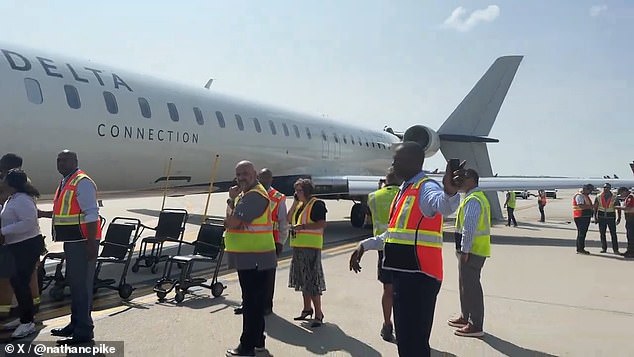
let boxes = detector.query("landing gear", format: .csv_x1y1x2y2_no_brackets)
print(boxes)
350,202,367,228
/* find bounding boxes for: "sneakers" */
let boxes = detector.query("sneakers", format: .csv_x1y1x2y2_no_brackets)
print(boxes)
454,323,484,338
447,316,468,328
226,345,255,357
380,323,396,342
576,250,590,255
11,322,36,339
2,318,20,330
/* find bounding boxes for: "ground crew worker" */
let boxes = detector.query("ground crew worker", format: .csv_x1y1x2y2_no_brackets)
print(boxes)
225,161,277,357
39,150,101,345
448,169,490,338
259,168,287,315
367,167,402,342
615,187,634,258
349,142,462,357
503,190,517,227
594,183,621,254
573,184,594,255
537,190,547,222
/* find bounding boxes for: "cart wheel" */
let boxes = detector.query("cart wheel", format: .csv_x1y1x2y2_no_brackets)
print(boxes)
119,284,133,300
50,286,65,301
144,257,154,267
175,291,185,303
151,264,159,274
211,282,224,297
156,291,167,301
131,264,139,273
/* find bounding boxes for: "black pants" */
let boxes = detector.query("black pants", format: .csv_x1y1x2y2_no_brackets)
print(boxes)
625,220,634,254
574,217,591,252
538,204,545,222
506,207,517,226
237,268,271,350
264,268,276,312
597,217,618,251
7,236,44,324
64,240,98,340
392,271,441,357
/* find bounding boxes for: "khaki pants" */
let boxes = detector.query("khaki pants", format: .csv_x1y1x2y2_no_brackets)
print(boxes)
0,262,41,318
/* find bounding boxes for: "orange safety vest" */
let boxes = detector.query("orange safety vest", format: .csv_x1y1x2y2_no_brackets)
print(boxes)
53,169,102,242
267,187,285,243
597,192,616,213
572,193,592,218
382,176,444,281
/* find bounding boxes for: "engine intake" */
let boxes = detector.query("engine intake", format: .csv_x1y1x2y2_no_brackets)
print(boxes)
402,125,441,158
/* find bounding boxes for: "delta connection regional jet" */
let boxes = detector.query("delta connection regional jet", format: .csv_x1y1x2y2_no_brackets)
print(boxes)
1,43,633,224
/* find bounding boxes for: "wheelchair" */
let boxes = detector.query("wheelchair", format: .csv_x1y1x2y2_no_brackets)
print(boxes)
131,208,188,274
153,221,226,303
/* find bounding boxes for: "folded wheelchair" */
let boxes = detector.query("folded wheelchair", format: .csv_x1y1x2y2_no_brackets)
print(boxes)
153,221,226,303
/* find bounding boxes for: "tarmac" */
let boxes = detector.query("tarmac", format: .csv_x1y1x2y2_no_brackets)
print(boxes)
1,188,633,356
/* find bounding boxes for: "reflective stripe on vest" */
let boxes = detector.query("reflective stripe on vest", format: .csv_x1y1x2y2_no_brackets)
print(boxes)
572,193,592,218
268,187,285,243
52,170,102,241
290,197,324,249
507,191,516,209
597,192,616,213
456,190,491,257
383,176,443,281
368,185,399,236
224,183,276,253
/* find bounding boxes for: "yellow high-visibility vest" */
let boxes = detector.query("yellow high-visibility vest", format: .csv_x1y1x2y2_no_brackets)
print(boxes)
224,183,275,253
456,190,491,257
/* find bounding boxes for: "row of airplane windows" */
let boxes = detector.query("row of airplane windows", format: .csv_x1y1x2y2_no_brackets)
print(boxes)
22,78,389,149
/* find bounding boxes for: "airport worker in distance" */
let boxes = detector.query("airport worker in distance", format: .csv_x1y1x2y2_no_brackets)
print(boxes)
593,183,621,254
367,167,402,342
349,142,462,357
572,184,595,255
224,161,277,357
615,187,634,258
537,190,547,222
38,150,101,345
448,168,491,338
503,190,517,227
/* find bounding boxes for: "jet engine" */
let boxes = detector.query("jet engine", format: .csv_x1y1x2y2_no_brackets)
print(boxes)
402,125,441,158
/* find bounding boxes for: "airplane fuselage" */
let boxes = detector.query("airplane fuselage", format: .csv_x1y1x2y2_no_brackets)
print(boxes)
0,43,398,195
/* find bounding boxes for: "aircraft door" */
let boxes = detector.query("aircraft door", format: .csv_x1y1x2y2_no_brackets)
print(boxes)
321,130,329,159
333,134,341,160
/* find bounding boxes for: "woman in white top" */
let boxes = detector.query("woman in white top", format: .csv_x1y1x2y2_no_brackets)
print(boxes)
0,169,44,339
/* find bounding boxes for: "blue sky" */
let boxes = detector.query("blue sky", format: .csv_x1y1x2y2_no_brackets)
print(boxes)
1,0,632,177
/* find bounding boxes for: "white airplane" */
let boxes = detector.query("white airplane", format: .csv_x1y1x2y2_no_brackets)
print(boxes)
1,43,633,225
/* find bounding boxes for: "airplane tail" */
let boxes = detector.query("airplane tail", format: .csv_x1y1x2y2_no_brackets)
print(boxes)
437,55,523,220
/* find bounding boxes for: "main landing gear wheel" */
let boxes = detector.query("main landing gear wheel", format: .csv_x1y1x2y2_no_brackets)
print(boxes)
350,203,366,228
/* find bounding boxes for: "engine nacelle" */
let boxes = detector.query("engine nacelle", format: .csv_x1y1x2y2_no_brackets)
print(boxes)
402,125,441,158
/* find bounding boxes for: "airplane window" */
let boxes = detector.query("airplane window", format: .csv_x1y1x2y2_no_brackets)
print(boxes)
167,103,179,122
351,136,355,145
321,130,327,141
138,97,151,118
333,134,339,143
372,142,375,148
282,123,289,136
293,124,300,138
358,137,362,146
193,107,204,125
103,91,118,114
269,120,277,135
365,139,369,147
64,85,81,109
343,135,348,144
235,114,244,131
253,118,262,133
216,111,225,128
24,78,43,104
305,127,312,139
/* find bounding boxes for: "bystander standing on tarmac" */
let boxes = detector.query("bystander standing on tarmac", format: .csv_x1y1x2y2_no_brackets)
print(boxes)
593,183,621,254
537,190,547,222
572,184,594,254
349,142,462,357
615,187,634,258
448,169,490,338
224,161,277,357
367,167,402,342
